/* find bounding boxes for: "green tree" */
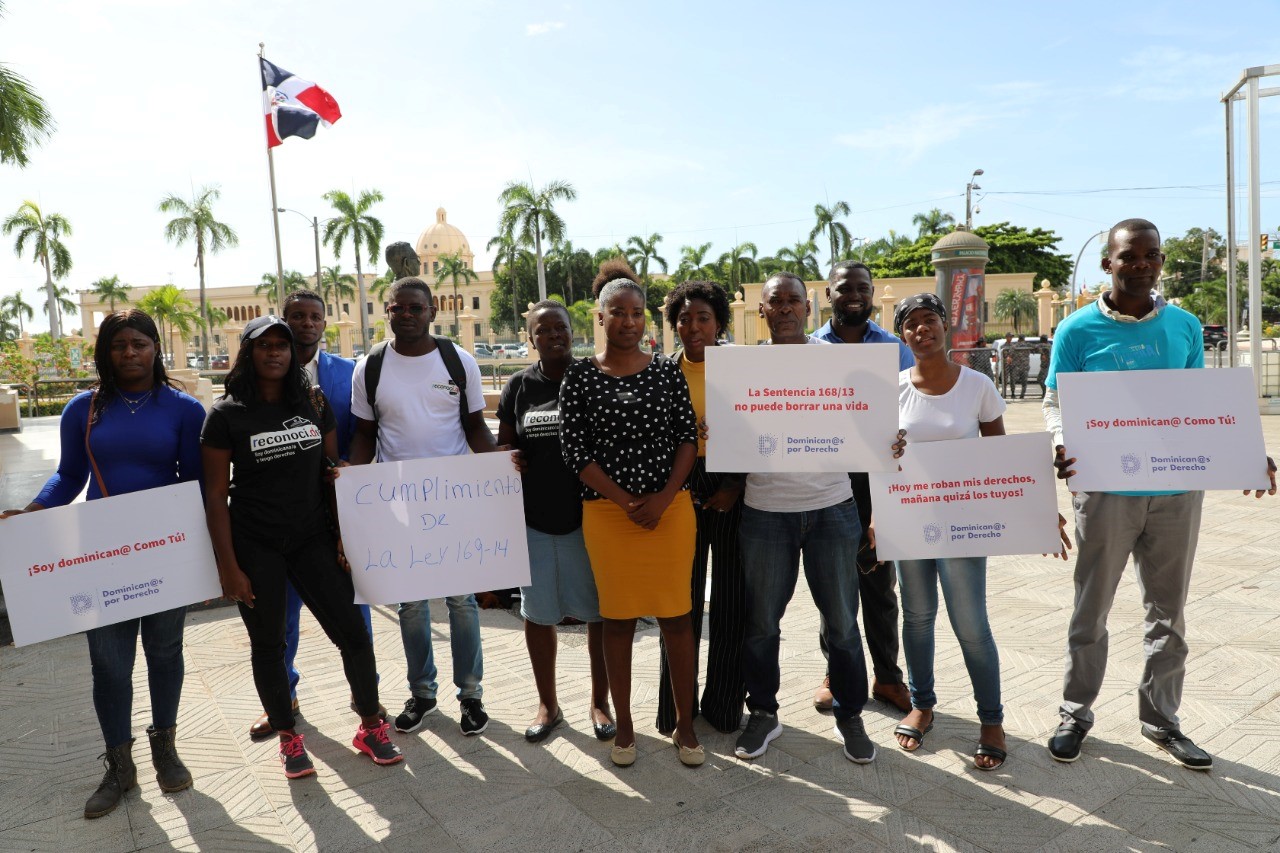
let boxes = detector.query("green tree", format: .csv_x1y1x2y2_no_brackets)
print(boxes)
775,240,821,279
0,290,34,336
566,298,596,344
625,233,668,282
546,239,592,304
369,268,396,306
257,270,305,301
3,199,72,338
593,244,626,268
810,201,852,267
497,179,577,302
159,185,238,367
319,265,356,322
975,222,1073,285
673,242,715,283
89,275,131,312
1162,227,1225,299
40,282,76,331
136,284,200,363
717,242,760,296
0,311,17,341
322,188,385,349
489,246,539,336
435,252,480,337
993,288,1037,334
0,2,54,168
912,207,957,237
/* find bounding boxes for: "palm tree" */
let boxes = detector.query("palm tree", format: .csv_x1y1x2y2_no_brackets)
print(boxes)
136,285,200,364
810,201,852,268
488,229,523,335
566,298,596,345
775,240,821,279
256,270,306,303
3,199,72,338
625,233,668,282
0,1,54,168
994,288,1038,334
369,268,396,307
0,291,34,336
322,188,384,349
717,242,760,296
912,207,957,237
547,239,586,304
673,242,714,283
497,179,577,302
0,311,17,342
435,253,480,337
39,282,77,332
89,275,131,312
319,265,356,322
159,185,239,368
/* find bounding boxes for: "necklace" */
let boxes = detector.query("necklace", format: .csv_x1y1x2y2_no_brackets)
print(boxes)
118,389,153,415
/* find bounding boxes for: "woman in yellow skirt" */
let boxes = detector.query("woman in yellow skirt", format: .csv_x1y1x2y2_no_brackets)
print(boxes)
560,259,702,768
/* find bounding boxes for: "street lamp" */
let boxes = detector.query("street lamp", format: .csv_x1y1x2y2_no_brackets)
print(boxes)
851,236,869,261
965,169,984,229
1070,230,1109,303
276,208,323,303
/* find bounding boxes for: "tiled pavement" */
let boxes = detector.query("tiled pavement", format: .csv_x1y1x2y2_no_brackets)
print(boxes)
1,403,1279,852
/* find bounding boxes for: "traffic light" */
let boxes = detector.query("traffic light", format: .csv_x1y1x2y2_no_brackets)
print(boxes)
1263,233,1271,252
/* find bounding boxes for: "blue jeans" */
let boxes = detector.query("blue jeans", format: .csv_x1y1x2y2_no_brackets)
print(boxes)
740,501,867,719
399,595,483,702
285,582,375,699
85,606,187,748
896,558,1003,725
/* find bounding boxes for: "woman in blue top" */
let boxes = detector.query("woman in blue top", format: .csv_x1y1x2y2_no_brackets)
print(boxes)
1,310,207,819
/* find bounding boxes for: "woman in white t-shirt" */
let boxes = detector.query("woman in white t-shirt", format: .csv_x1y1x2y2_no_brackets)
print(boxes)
882,292,1010,771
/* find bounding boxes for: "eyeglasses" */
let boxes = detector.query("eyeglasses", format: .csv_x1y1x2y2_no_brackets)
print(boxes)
386,304,428,316
253,339,292,352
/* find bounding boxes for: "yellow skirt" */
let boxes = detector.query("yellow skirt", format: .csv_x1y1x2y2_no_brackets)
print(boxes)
582,490,696,619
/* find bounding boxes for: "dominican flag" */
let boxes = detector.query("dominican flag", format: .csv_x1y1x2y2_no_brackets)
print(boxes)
260,58,342,148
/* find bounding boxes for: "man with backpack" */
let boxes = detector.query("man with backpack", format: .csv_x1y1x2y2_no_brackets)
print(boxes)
349,277,497,737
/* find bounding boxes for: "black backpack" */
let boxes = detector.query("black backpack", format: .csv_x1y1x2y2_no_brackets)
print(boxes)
363,337,470,431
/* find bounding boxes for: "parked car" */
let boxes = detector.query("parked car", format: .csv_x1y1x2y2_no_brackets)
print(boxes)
473,343,495,358
1202,324,1227,349
209,354,230,370
496,343,528,359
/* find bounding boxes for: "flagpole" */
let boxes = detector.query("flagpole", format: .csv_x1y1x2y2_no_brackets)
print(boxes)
260,43,286,313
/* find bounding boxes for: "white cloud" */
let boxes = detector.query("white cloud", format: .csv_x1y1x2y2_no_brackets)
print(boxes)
526,21,565,36
835,104,1003,163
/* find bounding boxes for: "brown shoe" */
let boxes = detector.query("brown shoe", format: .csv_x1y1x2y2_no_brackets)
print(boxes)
872,680,912,713
813,676,834,711
249,698,300,739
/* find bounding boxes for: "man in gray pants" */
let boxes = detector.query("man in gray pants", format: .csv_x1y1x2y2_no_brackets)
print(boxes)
1043,218,1275,770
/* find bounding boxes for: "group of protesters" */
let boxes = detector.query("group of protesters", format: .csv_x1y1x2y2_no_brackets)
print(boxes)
4,217,1275,820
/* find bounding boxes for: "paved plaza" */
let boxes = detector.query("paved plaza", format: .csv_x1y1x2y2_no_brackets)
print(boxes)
1,403,1279,852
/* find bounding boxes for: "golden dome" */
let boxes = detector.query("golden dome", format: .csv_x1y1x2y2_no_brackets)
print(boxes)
415,208,474,264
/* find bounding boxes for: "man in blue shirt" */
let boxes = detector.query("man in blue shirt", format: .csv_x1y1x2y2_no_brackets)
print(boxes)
248,289,379,737
810,261,914,715
1044,219,1275,770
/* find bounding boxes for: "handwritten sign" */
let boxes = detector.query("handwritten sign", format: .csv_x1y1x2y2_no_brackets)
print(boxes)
704,343,900,472
0,482,221,647
869,433,1062,560
334,452,531,605
1059,367,1269,492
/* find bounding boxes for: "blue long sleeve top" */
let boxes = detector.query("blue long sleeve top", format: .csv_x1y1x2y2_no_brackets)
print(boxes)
34,385,208,507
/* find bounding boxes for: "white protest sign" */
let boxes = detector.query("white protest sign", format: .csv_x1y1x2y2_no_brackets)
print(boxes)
0,482,220,647
869,432,1062,560
335,452,531,605
704,343,899,472
1059,367,1269,492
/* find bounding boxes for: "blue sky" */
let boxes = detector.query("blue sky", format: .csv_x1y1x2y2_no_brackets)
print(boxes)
2,0,1277,332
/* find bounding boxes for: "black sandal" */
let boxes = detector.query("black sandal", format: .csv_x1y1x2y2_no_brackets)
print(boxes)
974,743,1007,771
893,722,933,752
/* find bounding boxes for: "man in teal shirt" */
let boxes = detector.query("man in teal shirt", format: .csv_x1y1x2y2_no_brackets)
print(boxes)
1044,218,1275,770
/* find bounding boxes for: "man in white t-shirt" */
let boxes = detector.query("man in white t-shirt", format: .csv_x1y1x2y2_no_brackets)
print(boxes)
734,273,879,765
349,278,497,738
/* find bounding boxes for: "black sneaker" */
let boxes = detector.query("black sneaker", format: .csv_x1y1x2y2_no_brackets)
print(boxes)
834,715,876,763
279,734,316,779
394,696,438,733
459,698,489,736
734,710,782,759
1142,727,1213,770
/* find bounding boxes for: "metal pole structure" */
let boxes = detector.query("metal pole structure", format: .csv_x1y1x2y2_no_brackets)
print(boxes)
1247,76,1264,396
1070,230,1107,304
259,44,286,314
965,168,983,229
312,217,322,294
1226,98,1238,368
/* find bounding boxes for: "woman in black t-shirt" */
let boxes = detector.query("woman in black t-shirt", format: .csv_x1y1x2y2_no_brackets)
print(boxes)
497,302,615,745
201,316,402,779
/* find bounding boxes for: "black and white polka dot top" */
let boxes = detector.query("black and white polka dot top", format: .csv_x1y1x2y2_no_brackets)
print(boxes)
559,355,698,501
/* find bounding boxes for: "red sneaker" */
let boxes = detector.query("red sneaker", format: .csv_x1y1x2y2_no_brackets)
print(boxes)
354,721,404,765
279,734,316,779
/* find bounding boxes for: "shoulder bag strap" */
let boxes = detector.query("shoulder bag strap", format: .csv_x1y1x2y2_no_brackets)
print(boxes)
84,390,110,497
432,336,470,431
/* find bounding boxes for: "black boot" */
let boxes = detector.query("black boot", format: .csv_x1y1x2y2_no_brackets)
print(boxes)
147,725,193,793
84,739,137,819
